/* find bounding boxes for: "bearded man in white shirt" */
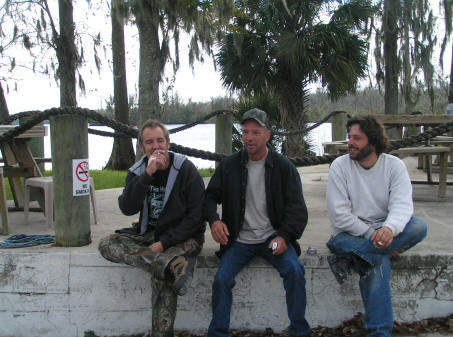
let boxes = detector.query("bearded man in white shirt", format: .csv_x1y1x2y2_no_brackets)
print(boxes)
326,115,427,337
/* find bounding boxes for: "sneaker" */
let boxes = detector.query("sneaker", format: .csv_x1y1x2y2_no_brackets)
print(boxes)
169,255,197,296
327,254,352,285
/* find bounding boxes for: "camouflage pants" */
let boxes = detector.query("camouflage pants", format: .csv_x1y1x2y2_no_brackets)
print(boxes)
98,230,202,337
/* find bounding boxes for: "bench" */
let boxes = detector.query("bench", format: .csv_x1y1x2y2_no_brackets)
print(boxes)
430,136,453,167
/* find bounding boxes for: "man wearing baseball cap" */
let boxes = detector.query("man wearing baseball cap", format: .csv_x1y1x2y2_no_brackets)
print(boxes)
204,108,311,337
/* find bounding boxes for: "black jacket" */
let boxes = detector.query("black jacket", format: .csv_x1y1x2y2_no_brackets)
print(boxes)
204,146,308,256
118,153,205,249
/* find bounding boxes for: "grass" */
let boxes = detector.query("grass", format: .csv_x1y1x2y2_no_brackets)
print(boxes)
89,169,128,190
198,167,215,177
3,168,214,200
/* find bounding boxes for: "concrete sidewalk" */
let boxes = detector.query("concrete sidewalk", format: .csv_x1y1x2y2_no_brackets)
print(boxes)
0,156,452,337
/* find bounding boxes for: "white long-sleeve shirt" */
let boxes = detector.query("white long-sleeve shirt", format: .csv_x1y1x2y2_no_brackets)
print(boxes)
327,153,413,239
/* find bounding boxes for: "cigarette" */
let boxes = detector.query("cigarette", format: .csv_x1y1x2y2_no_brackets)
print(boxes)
377,241,383,246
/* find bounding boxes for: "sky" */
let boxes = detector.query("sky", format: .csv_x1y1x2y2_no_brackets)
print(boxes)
4,52,228,114
2,0,451,115
4,33,229,114
3,1,230,115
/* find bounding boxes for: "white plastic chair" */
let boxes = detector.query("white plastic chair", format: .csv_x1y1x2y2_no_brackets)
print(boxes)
24,176,98,227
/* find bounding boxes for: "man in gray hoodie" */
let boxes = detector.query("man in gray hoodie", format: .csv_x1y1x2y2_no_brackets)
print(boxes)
99,119,205,337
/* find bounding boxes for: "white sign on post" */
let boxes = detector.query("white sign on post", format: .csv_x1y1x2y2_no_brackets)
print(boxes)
73,159,90,196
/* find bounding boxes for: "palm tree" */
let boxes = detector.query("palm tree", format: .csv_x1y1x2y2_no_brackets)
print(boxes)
216,0,374,157
130,0,232,159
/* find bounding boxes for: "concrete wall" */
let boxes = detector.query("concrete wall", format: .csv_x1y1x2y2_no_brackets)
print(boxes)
0,252,452,337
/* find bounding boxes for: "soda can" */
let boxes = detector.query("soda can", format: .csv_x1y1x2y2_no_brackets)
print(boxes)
306,246,317,255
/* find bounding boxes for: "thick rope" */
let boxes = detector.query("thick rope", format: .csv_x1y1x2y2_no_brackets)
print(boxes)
0,107,345,139
273,110,349,136
1,107,452,167
168,109,234,133
290,121,453,167
0,234,55,248
386,122,453,151
0,107,226,161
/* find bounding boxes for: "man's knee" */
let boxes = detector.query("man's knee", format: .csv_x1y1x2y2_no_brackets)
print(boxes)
407,216,428,239
98,234,130,263
98,239,119,263
327,232,360,254
213,268,235,290
98,235,114,256
280,256,305,280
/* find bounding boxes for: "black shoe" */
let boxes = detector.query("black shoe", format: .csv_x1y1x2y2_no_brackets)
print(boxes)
327,254,352,285
169,255,197,296
283,327,311,337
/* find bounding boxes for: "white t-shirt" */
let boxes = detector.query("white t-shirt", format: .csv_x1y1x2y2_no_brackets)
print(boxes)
327,153,413,238
237,153,276,244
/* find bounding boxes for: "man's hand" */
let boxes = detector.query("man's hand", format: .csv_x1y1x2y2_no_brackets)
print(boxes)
146,150,168,176
269,236,287,255
149,241,164,253
371,227,393,249
210,220,229,245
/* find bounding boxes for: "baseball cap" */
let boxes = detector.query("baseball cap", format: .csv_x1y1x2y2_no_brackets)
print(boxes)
241,108,269,128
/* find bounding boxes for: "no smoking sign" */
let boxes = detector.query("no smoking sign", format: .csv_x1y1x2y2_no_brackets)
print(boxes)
73,159,90,196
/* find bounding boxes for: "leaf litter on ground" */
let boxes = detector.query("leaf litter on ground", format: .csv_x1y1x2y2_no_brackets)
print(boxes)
98,313,453,337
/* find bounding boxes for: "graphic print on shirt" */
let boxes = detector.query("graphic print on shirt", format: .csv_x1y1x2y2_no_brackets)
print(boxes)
148,185,166,223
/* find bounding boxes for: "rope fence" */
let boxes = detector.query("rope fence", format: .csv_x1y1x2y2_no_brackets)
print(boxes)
1,107,452,167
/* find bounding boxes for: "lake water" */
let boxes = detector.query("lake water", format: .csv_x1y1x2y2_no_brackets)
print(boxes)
42,123,332,170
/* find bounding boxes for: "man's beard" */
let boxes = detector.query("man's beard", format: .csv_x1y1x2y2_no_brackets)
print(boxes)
349,144,374,162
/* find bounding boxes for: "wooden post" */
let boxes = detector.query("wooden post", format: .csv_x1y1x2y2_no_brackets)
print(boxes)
215,113,232,165
50,115,91,246
0,168,9,235
406,122,423,169
332,113,347,141
446,103,453,137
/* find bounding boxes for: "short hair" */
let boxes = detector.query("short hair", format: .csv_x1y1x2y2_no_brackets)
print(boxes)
139,119,170,144
346,115,389,155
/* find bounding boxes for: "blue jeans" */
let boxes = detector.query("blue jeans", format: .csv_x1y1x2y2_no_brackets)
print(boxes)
326,216,428,337
208,239,311,337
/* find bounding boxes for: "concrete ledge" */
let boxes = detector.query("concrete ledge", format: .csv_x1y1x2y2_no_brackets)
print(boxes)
1,251,452,337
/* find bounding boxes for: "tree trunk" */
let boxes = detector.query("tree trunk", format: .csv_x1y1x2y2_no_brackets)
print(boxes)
56,0,77,107
383,0,399,116
105,0,135,170
383,0,400,139
278,82,307,158
449,43,453,104
0,81,9,121
131,0,162,159
51,0,90,247
401,0,417,115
